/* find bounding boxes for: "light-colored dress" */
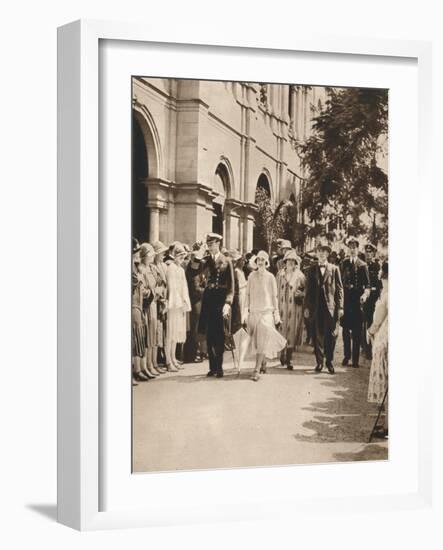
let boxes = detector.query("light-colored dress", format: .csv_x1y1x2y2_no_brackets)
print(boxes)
166,262,191,343
276,268,305,348
367,281,388,404
244,269,287,358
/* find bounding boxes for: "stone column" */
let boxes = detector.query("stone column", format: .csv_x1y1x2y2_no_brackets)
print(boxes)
149,207,160,242
290,86,296,134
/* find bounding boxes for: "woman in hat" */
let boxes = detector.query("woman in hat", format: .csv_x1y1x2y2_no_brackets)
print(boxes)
139,243,163,378
149,241,169,371
165,243,191,371
132,250,150,383
276,249,306,369
367,261,389,438
243,251,287,381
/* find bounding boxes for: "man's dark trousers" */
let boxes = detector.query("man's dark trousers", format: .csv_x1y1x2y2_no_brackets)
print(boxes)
313,295,336,366
204,288,226,375
342,289,363,366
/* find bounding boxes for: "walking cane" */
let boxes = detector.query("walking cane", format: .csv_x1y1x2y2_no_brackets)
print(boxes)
231,346,240,377
368,386,388,443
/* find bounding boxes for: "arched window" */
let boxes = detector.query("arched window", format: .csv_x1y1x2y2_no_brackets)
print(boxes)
212,164,229,237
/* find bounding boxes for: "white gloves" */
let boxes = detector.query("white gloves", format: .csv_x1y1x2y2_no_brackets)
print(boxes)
222,303,231,319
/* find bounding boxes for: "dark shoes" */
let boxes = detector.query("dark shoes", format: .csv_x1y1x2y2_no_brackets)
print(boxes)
207,371,224,378
326,362,335,374
286,363,294,371
133,371,150,382
315,363,324,373
352,363,359,368
342,357,350,366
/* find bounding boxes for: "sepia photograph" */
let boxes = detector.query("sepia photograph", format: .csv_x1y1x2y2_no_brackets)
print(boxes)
131,77,389,473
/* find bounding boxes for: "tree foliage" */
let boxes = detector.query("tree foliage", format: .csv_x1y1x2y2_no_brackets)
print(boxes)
254,190,296,252
298,87,388,245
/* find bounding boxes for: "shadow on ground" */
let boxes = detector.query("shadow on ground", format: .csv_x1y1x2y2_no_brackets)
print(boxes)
333,443,388,462
293,363,386,448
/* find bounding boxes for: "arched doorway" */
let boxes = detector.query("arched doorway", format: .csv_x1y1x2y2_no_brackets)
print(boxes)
253,173,272,251
132,113,149,244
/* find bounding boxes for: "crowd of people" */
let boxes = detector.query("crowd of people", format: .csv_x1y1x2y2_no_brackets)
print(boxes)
132,232,388,435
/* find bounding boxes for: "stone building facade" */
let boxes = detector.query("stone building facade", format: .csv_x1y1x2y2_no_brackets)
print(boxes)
132,77,327,251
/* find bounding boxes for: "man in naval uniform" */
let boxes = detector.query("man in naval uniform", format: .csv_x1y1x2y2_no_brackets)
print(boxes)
198,233,235,378
340,237,371,368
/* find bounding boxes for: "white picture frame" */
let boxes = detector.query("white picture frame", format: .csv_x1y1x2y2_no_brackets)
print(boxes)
57,19,433,531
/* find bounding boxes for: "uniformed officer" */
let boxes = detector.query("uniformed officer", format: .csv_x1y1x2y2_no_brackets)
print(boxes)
198,233,235,378
340,237,370,368
362,243,382,359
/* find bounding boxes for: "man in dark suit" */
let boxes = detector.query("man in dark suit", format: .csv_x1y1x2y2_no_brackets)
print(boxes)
304,244,344,374
198,233,235,378
340,237,371,368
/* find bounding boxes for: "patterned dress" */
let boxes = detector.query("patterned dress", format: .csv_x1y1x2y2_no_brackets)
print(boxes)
141,264,158,348
132,271,146,358
151,262,167,347
367,281,388,404
277,268,306,348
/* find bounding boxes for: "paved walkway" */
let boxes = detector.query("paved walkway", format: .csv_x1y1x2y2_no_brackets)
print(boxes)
133,339,388,472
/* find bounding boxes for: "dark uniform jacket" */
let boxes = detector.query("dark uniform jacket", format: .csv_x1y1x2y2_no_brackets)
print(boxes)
185,262,206,305
367,259,382,297
340,257,370,326
304,262,344,322
197,253,235,335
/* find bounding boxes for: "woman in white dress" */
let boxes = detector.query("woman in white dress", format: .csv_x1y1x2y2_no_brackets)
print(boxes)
165,243,191,371
367,261,389,437
243,250,287,381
